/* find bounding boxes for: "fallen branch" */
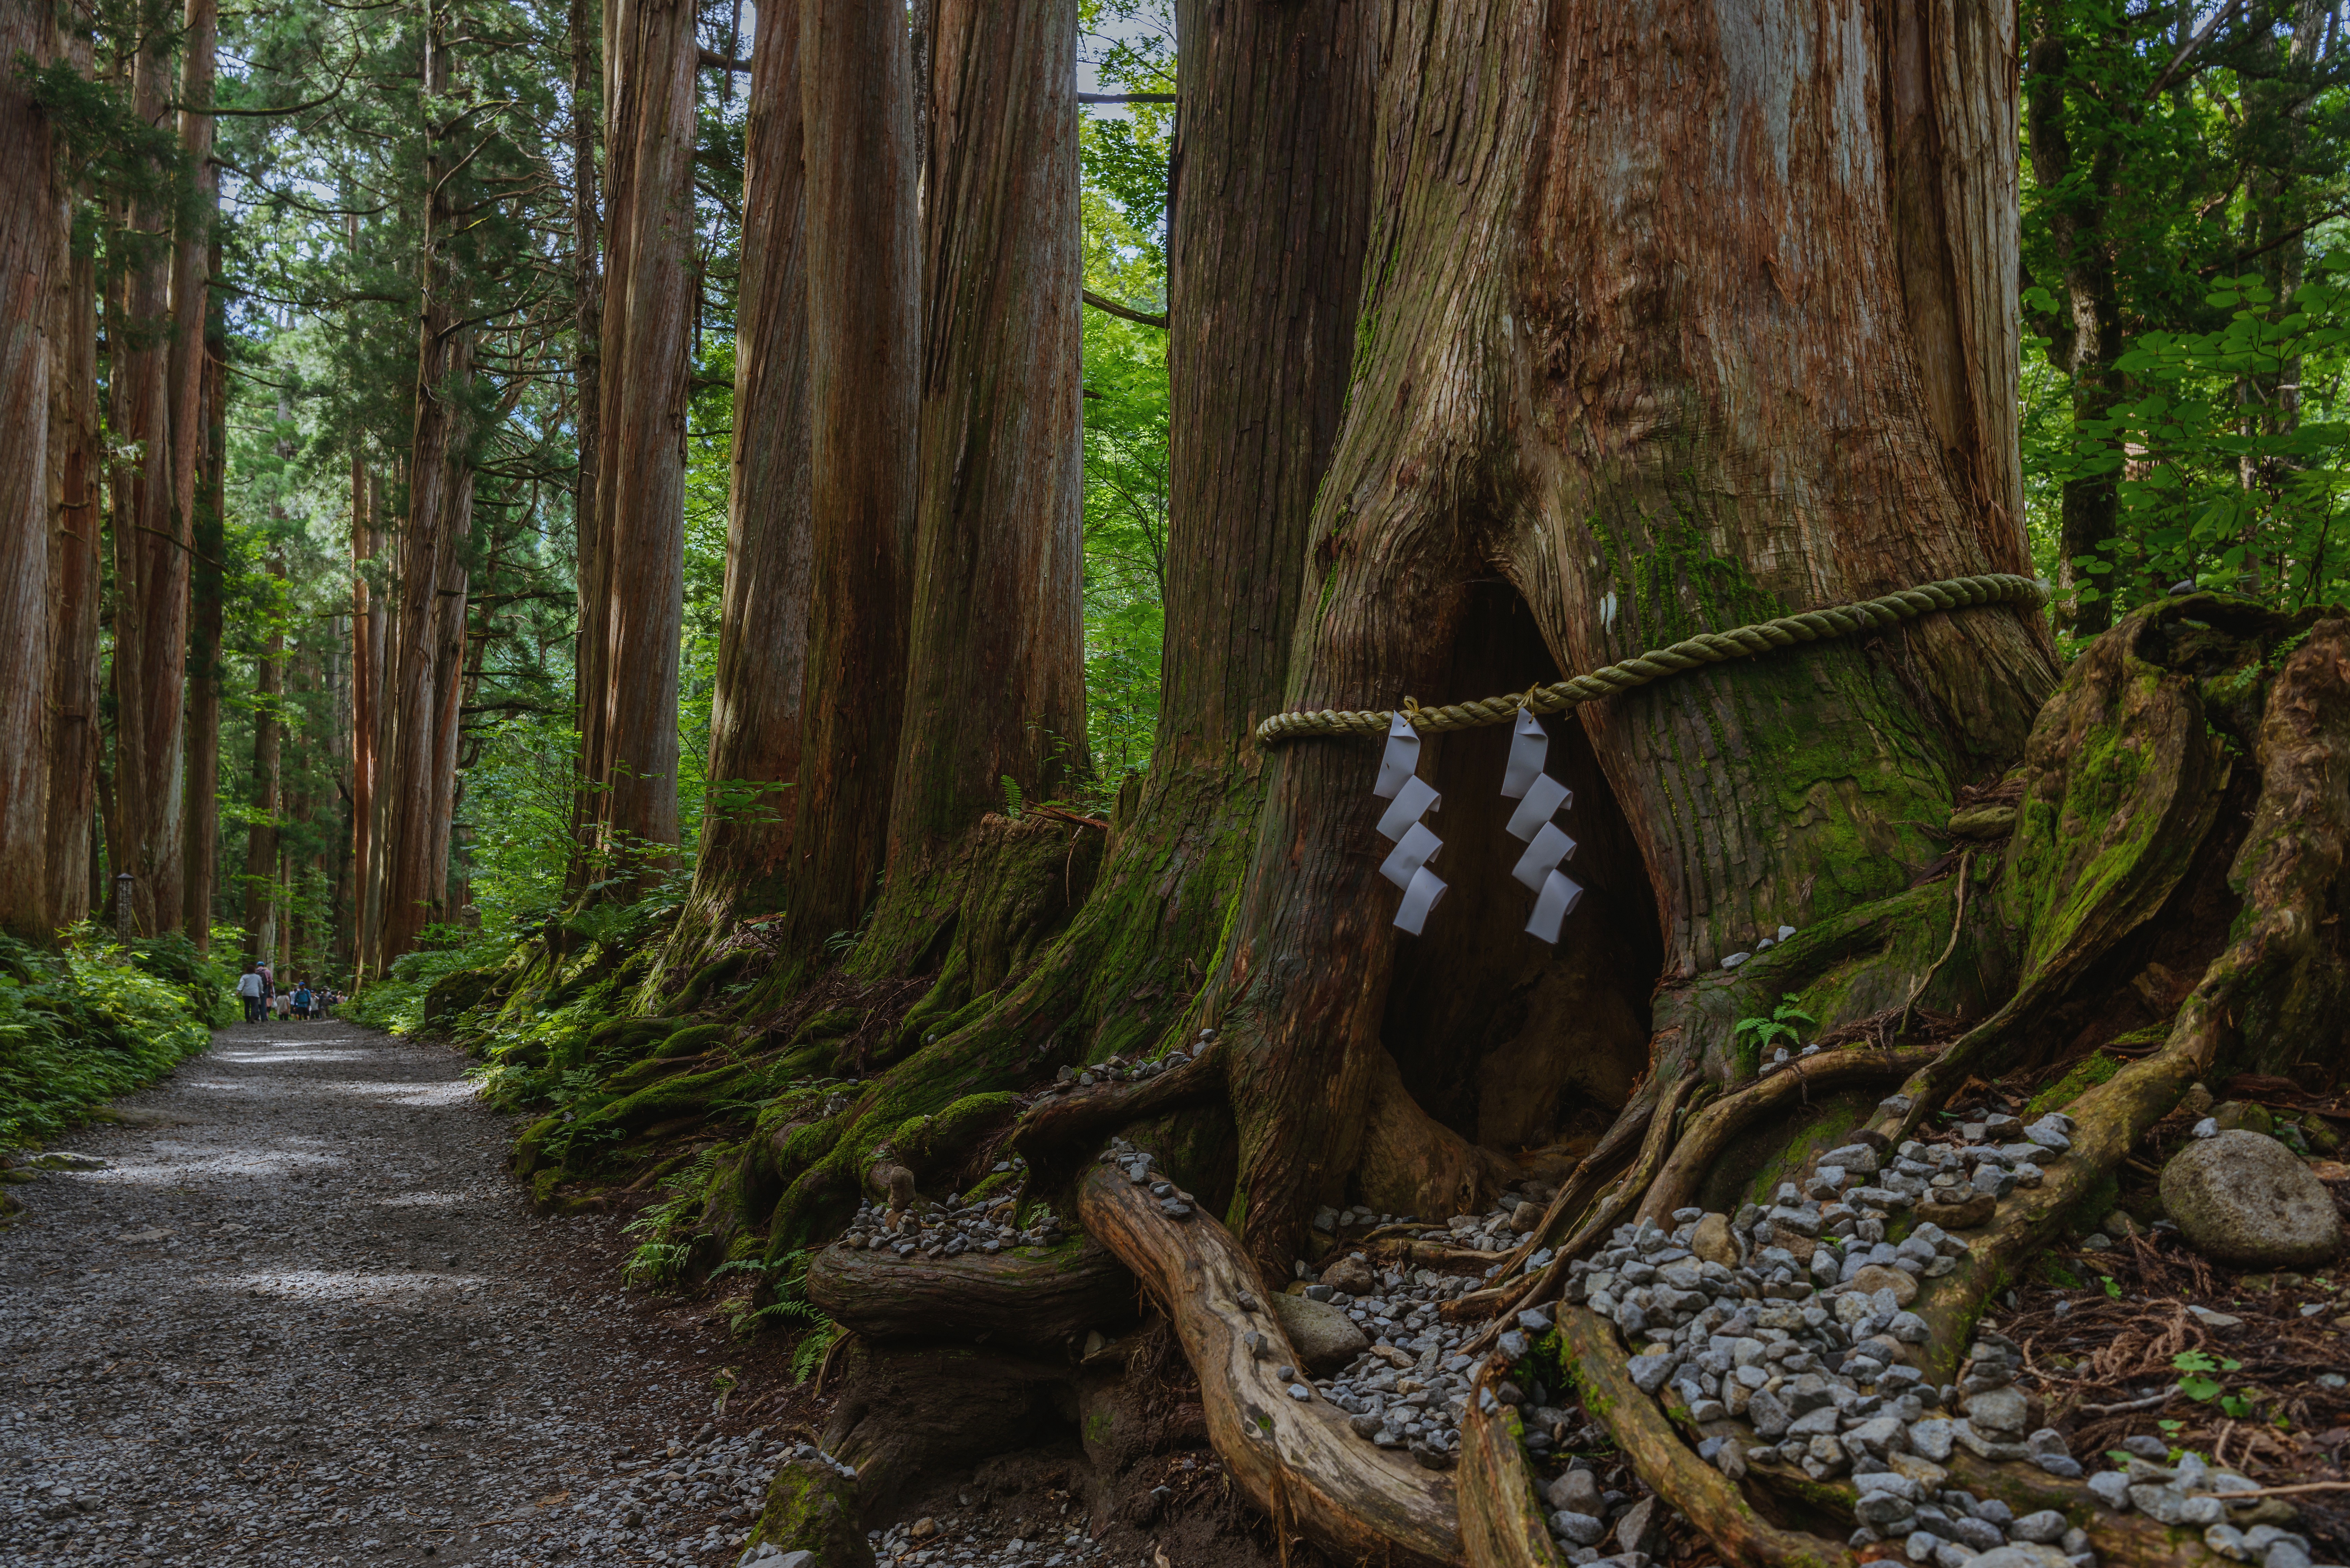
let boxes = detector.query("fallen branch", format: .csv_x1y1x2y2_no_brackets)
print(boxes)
1075,1163,1460,1566
804,1236,1135,1357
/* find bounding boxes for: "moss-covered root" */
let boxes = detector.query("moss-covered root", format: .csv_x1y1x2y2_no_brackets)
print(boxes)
1010,1039,1228,1194
803,1235,1136,1357
747,1452,875,1568
1073,1163,1461,1567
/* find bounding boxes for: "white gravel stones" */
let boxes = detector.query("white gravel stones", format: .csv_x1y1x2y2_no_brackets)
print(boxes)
1,1020,781,1568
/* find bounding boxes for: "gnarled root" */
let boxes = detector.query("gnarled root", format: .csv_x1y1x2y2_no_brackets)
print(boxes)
1011,1041,1228,1193
1074,1162,1463,1566
804,1234,1137,1357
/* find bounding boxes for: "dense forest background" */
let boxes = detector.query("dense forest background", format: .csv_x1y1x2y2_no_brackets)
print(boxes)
6,0,2349,987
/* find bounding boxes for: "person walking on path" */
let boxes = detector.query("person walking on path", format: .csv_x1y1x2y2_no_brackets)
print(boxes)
291,980,314,1019
235,964,265,1023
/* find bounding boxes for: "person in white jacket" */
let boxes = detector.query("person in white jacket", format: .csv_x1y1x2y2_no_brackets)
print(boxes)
236,964,265,1024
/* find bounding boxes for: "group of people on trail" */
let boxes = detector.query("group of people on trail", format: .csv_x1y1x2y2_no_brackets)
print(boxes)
234,962,338,1023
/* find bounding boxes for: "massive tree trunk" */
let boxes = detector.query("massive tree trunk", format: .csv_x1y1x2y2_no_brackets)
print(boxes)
171,0,220,946
182,289,225,945
565,0,606,899
589,0,699,886
668,0,813,963
350,460,382,964
0,0,61,940
774,0,921,960
43,18,101,933
109,24,188,935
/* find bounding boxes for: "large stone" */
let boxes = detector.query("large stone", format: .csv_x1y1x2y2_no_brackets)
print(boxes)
2160,1130,2343,1267
1969,1547,2073,1568
1544,1467,1602,1516
1319,1254,1379,1296
1963,1384,2031,1436
1916,1192,1995,1230
1690,1213,1738,1267
1270,1291,1369,1374
1847,1264,1919,1305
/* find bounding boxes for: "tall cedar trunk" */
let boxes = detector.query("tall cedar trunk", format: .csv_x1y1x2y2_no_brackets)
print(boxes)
110,26,188,935
0,0,60,939
676,0,813,946
565,0,604,895
350,459,380,964
377,2,474,969
780,0,920,956
44,18,101,932
885,0,1086,866
591,0,699,880
182,294,225,945
744,0,1373,1257
172,0,219,945
1207,0,2060,1268
243,552,285,960
425,468,473,921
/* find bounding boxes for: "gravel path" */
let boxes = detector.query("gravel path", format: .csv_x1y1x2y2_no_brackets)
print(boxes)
0,1019,794,1568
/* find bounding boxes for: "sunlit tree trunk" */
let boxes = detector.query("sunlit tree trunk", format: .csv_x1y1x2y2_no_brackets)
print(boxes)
672,0,812,955
776,0,920,956
0,0,63,940
590,0,699,883
109,24,188,934
43,19,101,933
182,289,226,946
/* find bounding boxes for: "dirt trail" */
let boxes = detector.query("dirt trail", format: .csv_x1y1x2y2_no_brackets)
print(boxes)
0,1019,792,1568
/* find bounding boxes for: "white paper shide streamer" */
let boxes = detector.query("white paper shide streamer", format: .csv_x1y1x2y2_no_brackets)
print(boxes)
1502,706,1582,942
1373,714,1445,934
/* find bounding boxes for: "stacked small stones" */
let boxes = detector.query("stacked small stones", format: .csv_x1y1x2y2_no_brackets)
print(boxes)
838,1179,1066,1259
1049,1029,1217,1092
862,1512,1112,1566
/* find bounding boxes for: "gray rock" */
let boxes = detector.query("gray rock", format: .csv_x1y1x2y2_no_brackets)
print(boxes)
1616,1496,1663,1556
1747,1388,1792,1438
1627,1351,1678,1394
2130,1486,2224,1526
2160,1131,2343,1267
2206,1525,2254,1562
1950,1516,2007,1550
1271,1291,1370,1374
2086,1472,2133,1512
2011,1512,2069,1544
2120,1435,2170,1460
1969,1548,2074,1568
1552,1511,1609,1547
1545,1467,1602,1516
1910,1419,1955,1462
1964,1384,2031,1435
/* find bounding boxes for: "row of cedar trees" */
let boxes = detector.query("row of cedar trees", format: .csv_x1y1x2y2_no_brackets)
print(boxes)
0,0,1094,976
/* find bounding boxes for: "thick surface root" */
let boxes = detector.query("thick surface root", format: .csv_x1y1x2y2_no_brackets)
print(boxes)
1074,1162,1463,1566
804,1234,1137,1357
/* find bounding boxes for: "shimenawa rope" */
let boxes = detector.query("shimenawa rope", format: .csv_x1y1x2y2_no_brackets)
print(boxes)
1252,572,2047,747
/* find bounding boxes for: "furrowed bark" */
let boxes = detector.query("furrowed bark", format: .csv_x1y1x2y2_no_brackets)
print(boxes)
1076,1165,1461,1567
780,0,920,959
244,552,286,958
43,26,100,933
564,0,606,901
668,0,811,967
804,1235,1135,1357
109,24,189,935
0,0,61,940
592,0,698,883
182,301,225,944
350,460,380,964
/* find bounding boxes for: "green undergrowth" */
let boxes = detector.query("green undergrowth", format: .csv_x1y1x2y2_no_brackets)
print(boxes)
0,930,238,1149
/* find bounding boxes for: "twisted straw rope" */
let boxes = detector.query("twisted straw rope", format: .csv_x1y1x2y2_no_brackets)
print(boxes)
1253,573,2047,746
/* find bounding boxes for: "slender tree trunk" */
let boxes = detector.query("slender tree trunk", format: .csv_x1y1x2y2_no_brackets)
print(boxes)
592,0,699,882
566,0,606,897
110,23,189,934
182,286,226,946
0,0,62,939
243,553,285,962
780,0,921,955
377,0,476,969
43,18,100,933
885,0,1086,869
673,0,812,951
350,459,380,965
425,468,474,926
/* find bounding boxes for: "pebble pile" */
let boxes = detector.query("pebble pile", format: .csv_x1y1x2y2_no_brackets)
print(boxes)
1512,1102,2342,1568
836,1190,1068,1258
852,1514,1115,1567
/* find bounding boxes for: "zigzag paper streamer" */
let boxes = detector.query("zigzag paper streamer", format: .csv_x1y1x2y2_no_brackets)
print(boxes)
1380,821,1443,889
1505,771,1572,841
1376,775,1442,841
1372,713,1422,800
1511,821,1577,892
1395,865,1448,935
1526,868,1584,942
1501,708,1548,799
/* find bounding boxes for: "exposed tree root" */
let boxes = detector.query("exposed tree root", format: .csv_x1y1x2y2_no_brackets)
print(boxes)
1074,1162,1463,1566
804,1234,1137,1356
1011,1041,1229,1193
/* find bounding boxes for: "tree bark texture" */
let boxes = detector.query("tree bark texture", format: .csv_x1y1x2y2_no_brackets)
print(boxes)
109,26,190,935
887,0,1086,868
351,461,381,964
377,1,475,969
676,0,813,953
0,0,61,939
182,303,226,944
243,553,285,960
590,0,699,879
1207,0,2061,1272
567,0,607,896
43,19,100,932
781,0,921,955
